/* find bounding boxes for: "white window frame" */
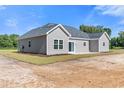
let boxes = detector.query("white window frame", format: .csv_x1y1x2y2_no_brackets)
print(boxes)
54,39,63,50
59,40,63,49
54,40,58,49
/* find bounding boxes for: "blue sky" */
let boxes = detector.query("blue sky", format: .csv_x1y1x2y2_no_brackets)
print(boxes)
0,5,124,37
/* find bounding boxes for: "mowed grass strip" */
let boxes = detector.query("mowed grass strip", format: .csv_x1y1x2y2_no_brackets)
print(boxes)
0,49,124,65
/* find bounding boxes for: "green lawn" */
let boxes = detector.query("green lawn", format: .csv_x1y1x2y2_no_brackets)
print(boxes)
0,49,123,65
111,46,124,50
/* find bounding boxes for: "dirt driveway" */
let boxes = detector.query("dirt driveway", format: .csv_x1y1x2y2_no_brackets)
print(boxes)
0,54,124,87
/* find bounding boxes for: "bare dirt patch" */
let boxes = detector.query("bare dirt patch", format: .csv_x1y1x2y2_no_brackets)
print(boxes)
0,54,124,87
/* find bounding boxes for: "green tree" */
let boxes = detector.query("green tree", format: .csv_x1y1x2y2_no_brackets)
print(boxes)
80,24,112,36
111,37,118,47
10,34,19,47
110,31,124,48
118,31,124,47
0,34,13,48
0,34,19,48
103,28,111,36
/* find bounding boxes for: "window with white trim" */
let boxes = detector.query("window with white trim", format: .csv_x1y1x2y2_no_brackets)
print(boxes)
54,40,63,49
59,40,63,49
54,40,58,49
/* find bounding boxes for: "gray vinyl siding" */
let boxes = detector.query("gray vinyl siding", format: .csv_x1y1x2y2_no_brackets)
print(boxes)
18,35,46,54
99,33,109,52
89,40,98,52
69,39,89,54
47,27,69,55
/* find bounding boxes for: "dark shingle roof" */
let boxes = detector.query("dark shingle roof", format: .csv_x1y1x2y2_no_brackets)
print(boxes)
19,23,103,40
63,25,89,38
87,32,104,38
19,23,58,39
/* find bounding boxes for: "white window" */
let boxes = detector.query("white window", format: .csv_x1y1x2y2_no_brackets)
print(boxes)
54,40,58,49
54,40,63,49
59,40,63,49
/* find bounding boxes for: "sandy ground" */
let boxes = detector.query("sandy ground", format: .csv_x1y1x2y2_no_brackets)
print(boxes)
0,54,124,87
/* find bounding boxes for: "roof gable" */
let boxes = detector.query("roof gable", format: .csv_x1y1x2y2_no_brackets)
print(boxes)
99,32,111,40
46,24,71,37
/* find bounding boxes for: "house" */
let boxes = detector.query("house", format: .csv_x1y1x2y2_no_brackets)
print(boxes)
18,23,110,55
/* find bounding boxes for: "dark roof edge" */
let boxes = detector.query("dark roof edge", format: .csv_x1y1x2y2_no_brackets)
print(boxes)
18,34,46,40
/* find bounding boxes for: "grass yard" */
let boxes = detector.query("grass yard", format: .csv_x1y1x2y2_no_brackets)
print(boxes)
0,49,124,65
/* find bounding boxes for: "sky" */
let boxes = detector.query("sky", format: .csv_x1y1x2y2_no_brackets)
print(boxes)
0,5,124,37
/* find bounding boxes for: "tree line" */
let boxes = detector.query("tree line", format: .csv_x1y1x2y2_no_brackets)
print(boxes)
80,24,124,48
0,34,19,48
111,31,124,48
80,24,111,36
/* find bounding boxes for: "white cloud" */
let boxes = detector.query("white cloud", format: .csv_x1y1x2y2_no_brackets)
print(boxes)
95,5,124,17
5,19,18,27
0,5,6,10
